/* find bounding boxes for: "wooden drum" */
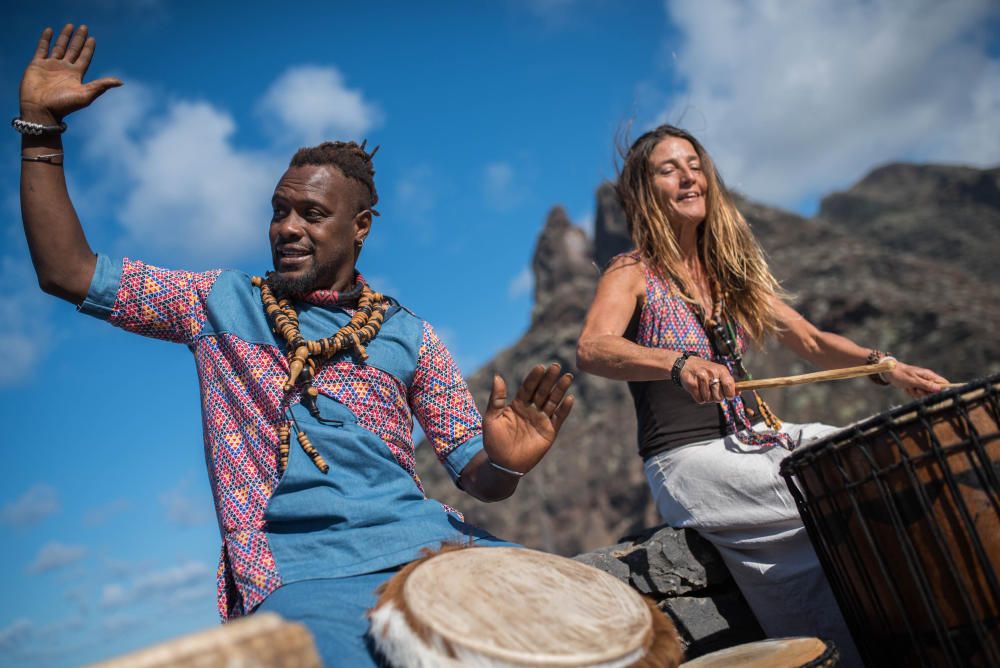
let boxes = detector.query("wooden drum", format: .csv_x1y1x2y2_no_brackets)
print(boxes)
780,375,1000,667
368,546,682,667
680,637,838,667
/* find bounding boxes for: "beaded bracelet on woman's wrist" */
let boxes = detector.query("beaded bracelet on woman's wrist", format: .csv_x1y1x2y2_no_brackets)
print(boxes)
867,349,894,386
671,351,698,388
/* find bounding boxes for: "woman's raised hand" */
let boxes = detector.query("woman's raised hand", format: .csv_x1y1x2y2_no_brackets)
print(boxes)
19,24,122,124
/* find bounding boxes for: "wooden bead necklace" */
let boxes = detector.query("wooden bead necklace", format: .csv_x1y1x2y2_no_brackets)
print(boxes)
701,287,783,432
252,273,390,475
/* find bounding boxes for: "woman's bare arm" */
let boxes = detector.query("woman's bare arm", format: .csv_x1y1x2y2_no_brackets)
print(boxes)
772,298,948,398
577,255,735,403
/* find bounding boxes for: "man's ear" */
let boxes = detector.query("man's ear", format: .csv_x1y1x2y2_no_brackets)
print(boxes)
353,209,373,245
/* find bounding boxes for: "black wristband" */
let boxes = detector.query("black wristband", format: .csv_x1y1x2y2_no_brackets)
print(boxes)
671,351,698,387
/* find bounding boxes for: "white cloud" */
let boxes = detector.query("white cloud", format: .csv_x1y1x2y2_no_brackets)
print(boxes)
79,83,280,263
661,0,1000,208
0,619,32,651
483,161,527,210
0,258,52,388
259,65,383,146
75,66,382,265
101,561,212,609
1,484,60,527
27,542,88,574
124,103,278,261
160,477,212,527
508,266,533,299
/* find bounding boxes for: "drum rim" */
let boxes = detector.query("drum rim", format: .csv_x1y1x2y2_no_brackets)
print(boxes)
680,636,835,667
400,546,654,665
779,374,999,475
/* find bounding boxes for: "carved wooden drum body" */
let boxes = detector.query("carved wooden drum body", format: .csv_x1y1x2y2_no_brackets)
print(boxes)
780,375,1000,667
368,546,682,668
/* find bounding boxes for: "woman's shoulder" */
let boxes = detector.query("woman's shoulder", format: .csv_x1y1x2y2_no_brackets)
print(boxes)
606,250,645,272
599,252,657,304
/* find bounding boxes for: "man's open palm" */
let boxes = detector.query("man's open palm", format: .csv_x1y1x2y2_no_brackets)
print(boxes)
482,363,575,475
20,24,121,122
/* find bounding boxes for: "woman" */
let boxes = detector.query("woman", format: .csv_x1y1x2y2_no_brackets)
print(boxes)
576,124,947,666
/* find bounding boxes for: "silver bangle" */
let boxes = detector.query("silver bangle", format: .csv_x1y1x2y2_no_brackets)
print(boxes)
877,355,898,384
22,152,64,165
488,459,525,478
12,117,67,136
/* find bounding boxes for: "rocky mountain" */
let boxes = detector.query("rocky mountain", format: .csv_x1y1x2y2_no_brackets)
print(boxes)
415,162,1000,557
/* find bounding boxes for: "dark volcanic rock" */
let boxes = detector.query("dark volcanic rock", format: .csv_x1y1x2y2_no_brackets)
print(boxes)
573,525,765,659
816,163,1000,283
593,181,632,268
416,162,1000,556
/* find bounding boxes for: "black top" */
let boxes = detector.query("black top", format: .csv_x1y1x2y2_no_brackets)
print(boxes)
629,379,763,461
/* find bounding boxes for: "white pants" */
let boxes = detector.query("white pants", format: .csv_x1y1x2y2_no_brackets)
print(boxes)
644,422,863,667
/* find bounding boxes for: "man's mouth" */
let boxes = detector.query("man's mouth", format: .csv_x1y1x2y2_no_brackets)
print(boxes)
275,247,312,268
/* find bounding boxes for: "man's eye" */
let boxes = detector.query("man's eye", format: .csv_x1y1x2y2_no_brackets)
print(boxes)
272,208,286,219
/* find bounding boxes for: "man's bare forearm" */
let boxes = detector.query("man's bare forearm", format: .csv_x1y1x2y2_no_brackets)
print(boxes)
21,121,96,303
458,450,519,502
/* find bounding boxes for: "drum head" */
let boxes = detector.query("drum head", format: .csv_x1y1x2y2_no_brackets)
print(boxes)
680,637,836,667
399,547,653,666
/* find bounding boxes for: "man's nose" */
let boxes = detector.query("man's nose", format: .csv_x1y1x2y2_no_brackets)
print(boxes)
274,212,306,239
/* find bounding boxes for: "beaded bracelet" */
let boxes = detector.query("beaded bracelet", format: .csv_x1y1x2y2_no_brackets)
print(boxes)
12,117,67,136
867,349,893,385
671,351,698,388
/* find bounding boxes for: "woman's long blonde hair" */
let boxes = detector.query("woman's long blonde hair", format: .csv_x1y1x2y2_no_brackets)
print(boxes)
617,124,784,342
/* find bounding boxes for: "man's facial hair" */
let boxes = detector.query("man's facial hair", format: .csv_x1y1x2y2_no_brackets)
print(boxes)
269,264,326,296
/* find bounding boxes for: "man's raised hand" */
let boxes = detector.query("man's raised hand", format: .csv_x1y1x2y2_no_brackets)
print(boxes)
20,24,122,125
481,363,575,476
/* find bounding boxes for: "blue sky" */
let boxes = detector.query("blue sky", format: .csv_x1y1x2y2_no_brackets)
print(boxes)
1,1,997,665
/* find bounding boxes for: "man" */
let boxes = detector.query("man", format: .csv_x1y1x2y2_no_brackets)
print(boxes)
18,24,575,666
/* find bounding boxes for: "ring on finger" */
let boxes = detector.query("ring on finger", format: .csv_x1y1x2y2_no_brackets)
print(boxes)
709,378,720,386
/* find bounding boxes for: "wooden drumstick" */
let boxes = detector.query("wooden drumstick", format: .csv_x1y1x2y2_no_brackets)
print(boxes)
735,359,897,391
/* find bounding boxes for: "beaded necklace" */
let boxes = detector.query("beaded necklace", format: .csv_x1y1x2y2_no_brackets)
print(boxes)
693,284,783,433
252,273,390,474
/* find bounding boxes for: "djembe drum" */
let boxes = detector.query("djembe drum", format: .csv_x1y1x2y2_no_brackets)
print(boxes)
780,375,1000,667
679,637,838,667
368,546,682,667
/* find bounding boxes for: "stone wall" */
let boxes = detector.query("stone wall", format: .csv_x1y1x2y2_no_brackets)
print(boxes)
574,525,765,660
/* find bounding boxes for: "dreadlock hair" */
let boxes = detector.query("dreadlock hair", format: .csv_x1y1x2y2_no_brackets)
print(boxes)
617,124,785,343
289,140,380,215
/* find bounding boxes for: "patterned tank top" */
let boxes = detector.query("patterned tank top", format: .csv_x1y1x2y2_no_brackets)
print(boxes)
623,253,788,458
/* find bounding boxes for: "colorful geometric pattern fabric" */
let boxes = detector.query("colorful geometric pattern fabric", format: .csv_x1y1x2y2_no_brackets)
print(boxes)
195,334,286,617
410,322,483,463
314,361,422,491
629,254,788,449
110,258,221,343
105,260,479,620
